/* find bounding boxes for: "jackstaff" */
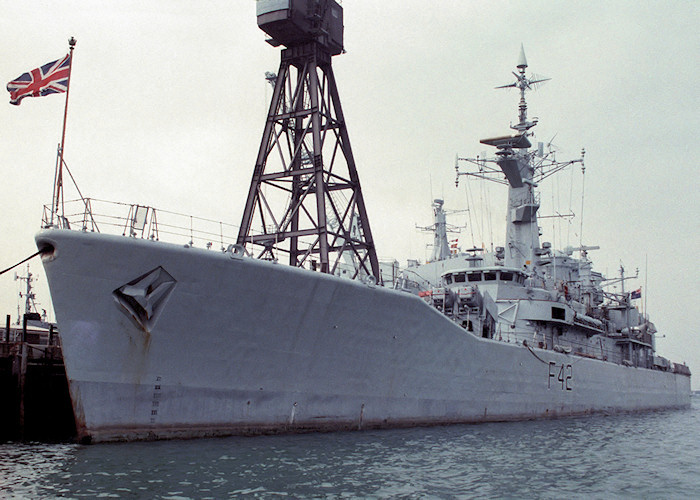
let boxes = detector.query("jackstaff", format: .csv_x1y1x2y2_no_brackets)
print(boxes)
53,37,77,227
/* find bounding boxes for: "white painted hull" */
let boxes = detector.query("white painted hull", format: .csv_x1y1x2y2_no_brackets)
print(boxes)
36,229,691,443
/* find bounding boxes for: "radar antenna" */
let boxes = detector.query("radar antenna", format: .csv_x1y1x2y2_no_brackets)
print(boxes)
495,44,550,133
456,45,582,189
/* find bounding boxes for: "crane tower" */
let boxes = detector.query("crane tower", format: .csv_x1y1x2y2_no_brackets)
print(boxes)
237,0,380,281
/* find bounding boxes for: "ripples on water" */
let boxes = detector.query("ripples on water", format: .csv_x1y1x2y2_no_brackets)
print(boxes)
2,398,699,498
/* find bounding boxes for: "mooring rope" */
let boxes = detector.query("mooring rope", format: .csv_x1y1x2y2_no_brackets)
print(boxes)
525,342,550,365
0,250,43,276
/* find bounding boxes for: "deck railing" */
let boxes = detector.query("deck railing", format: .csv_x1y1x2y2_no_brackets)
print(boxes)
42,198,240,251
40,199,401,285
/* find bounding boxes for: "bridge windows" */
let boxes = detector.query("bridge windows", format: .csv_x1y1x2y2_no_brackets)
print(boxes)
443,269,525,285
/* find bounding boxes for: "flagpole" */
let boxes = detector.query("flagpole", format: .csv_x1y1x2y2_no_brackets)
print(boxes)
52,36,76,226
644,253,648,320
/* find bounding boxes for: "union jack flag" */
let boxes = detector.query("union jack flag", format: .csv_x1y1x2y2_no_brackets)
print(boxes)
7,54,71,106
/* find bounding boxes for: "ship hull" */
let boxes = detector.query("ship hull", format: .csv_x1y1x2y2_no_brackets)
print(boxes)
36,229,691,443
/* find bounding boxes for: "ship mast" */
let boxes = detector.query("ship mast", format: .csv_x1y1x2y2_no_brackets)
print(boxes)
416,199,450,262
237,1,380,282
14,265,42,325
481,45,547,270
455,46,584,272
508,44,543,134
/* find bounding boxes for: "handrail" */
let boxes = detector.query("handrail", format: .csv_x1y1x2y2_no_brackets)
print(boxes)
42,198,241,251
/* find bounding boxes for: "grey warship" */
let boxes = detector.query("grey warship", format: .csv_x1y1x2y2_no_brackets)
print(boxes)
35,1,690,443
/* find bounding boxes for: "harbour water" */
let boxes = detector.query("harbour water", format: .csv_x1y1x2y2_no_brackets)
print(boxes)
2,396,699,498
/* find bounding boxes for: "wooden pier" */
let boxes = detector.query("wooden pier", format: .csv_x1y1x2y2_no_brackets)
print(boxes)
1,314,76,441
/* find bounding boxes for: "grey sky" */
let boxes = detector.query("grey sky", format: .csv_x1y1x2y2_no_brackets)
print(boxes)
1,1,698,385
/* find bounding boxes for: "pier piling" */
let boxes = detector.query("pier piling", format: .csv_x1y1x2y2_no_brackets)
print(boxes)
0,315,76,442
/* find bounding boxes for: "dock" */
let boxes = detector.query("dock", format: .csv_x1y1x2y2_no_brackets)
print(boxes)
1,313,75,441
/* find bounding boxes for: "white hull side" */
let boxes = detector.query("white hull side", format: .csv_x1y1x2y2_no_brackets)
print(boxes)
36,230,691,442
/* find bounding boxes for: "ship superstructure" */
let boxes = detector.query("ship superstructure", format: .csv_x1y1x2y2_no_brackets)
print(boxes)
407,47,685,374
32,5,690,443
